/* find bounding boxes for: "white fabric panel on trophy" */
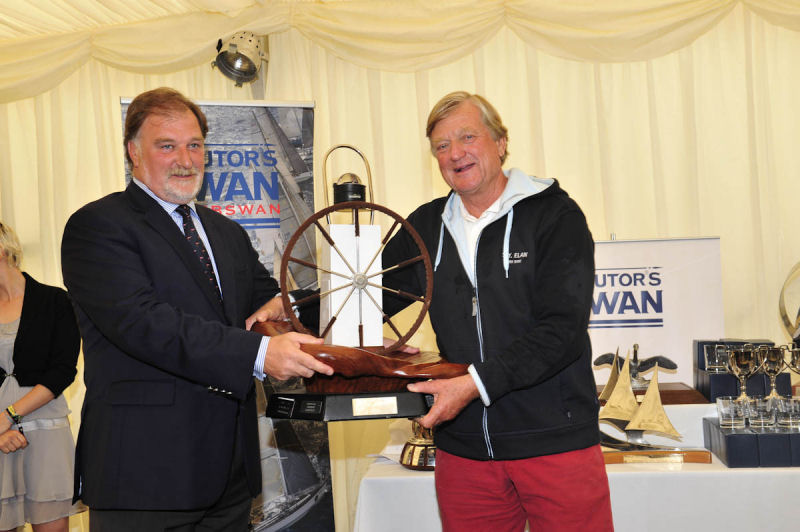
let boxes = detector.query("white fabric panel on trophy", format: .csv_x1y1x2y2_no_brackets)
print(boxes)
320,224,383,347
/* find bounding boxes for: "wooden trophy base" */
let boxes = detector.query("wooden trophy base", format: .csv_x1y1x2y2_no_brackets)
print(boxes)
252,320,465,421
265,390,434,421
600,430,712,464
602,449,713,464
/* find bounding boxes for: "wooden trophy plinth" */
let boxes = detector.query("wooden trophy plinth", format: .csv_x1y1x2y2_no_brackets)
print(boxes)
253,321,466,421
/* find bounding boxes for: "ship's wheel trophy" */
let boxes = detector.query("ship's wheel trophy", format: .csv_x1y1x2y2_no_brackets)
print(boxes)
257,145,464,470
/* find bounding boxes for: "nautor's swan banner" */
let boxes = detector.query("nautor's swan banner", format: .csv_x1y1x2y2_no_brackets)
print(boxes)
590,237,724,387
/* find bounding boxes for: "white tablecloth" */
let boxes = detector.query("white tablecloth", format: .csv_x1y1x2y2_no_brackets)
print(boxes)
354,404,800,532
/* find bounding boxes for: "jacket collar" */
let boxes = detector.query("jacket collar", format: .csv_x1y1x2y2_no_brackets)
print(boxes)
437,170,554,283
442,169,553,226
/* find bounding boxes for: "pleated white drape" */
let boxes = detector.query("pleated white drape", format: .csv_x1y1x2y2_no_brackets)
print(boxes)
1,1,799,530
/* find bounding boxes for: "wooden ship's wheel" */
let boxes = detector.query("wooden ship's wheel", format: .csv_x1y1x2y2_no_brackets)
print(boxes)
278,199,433,355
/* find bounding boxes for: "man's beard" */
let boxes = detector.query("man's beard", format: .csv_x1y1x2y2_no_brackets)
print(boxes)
163,170,203,204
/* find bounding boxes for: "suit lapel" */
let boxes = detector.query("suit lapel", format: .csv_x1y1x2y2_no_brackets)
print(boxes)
124,184,226,320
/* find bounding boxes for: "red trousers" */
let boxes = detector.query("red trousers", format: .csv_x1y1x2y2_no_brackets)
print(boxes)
435,445,613,532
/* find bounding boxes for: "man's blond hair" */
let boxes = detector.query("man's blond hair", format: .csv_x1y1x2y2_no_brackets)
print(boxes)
426,91,509,164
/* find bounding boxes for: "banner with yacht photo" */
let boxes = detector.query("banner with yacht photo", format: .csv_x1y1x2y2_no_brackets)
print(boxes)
121,99,331,531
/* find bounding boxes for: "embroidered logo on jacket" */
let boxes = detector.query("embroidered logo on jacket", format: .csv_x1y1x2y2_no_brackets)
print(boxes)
507,251,529,265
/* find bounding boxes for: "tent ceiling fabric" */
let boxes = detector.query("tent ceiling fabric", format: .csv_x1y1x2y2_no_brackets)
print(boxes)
1,0,799,103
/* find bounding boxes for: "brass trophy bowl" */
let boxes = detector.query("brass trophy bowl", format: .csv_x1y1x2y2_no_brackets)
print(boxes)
400,420,436,471
757,345,787,400
726,344,762,401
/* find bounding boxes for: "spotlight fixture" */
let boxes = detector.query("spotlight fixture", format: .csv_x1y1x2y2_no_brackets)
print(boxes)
212,31,266,86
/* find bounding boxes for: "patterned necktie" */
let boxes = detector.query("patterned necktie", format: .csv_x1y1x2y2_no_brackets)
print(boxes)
176,204,222,302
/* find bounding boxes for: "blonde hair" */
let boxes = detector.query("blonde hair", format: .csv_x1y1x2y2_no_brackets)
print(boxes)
0,222,22,269
426,91,509,164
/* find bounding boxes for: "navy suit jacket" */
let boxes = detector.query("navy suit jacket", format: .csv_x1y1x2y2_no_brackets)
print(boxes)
61,183,277,510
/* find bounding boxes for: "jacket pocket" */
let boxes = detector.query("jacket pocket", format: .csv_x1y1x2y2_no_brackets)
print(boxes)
109,379,175,406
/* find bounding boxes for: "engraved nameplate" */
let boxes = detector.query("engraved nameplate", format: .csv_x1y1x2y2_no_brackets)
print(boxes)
352,396,398,417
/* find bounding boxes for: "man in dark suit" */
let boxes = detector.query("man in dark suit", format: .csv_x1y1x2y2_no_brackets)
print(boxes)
61,87,333,531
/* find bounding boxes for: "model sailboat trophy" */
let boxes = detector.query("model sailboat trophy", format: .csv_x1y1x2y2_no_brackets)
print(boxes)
598,347,711,463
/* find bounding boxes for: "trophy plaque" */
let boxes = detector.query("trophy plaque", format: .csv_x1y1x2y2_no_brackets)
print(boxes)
259,145,464,423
